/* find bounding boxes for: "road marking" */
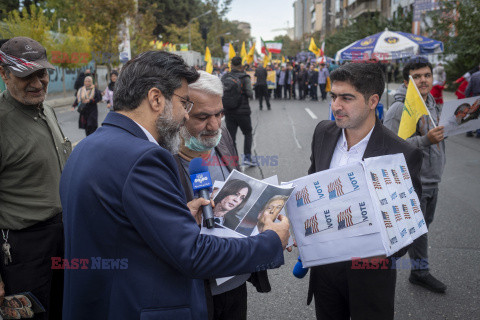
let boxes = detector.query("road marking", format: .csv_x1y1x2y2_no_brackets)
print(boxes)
287,113,302,149
305,108,318,119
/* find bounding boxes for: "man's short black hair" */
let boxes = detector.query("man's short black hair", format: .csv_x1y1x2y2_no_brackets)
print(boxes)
113,51,199,111
330,62,385,101
402,56,432,81
231,56,242,66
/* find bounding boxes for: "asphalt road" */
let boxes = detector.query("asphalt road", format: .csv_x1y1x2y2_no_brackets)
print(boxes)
54,93,480,320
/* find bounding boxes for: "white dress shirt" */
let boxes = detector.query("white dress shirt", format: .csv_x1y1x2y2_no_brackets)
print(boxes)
133,120,159,146
329,126,374,169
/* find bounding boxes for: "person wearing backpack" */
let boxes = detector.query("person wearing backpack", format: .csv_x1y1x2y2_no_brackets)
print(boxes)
222,57,256,166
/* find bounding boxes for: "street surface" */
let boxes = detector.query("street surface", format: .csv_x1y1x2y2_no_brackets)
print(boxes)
54,91,480,320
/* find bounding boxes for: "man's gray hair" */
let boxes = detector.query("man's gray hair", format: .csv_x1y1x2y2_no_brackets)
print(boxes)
188,70,223,97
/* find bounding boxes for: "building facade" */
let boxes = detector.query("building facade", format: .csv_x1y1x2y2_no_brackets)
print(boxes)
294,0,426,41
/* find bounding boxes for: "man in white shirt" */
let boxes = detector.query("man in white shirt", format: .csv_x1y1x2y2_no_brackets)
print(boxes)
306,62,423,320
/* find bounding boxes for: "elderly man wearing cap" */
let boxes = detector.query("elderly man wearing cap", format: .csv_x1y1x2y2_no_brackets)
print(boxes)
0,37,71,319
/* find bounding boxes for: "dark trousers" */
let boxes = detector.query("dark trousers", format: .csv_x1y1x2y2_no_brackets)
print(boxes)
299,83,308,99
0,214,64,320
310,84,318,100
309,260,396,320
276,85,284,99
274,85,281,99
225,115,253,160
256,85,270,110
284,84,291,99
408,187,438,276
319,83,327,100
212,283,247,320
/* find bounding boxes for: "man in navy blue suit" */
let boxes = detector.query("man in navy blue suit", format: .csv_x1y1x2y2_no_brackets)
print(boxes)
60,51,290,320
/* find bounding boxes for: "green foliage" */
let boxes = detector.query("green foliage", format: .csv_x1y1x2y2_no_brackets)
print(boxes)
0,0,245,63
131,3,157,57
163,21,203,51
140,0,236,57
52,26,92,69
429,0,480,81
0,0,19,20
0,4,55,52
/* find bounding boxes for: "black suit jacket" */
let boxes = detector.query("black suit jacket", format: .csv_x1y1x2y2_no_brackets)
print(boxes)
306,118,423,306
308,118,422,198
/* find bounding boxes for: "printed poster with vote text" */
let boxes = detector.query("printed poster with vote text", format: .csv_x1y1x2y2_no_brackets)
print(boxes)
285,153,428,267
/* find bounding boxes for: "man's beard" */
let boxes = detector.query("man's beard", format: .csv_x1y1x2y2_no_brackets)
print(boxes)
180,126,222,150
155,100,184,154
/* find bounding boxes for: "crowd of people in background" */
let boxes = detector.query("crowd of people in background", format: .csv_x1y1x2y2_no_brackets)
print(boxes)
70,56,480,139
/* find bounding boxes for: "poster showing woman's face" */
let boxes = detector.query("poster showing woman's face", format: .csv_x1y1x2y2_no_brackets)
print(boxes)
213,179,253,221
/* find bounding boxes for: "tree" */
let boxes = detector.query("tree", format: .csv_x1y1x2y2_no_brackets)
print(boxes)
429,0,480,82
52,26,92,96
0,0,19,20
164,21,203,52
0,4,55,50
131,3,157,57
76,0,136,65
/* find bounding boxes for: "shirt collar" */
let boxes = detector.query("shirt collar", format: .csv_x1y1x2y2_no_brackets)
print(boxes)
339,125,375,153
132,120,159,146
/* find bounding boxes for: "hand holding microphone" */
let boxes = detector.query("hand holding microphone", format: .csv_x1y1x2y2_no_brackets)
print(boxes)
187,198,213,225
189,158,215,229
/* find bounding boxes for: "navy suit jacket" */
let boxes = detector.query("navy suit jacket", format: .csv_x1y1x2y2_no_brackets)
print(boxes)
60,112,284,320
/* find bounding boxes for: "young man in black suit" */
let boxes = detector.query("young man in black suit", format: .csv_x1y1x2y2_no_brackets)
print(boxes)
306,62,423,320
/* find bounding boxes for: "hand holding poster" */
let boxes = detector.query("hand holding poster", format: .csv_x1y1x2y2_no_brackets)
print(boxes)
203,170,294,237
284,154,427,268
200,170,294,286
439,96,480,137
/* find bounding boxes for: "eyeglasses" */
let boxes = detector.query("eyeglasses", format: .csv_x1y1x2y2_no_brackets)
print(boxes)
172,93,194,113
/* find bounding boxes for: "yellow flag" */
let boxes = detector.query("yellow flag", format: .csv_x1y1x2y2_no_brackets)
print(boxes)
308,38,321,57
282,56,285,63
398,76,430,140
263,54,269,68
205,46,212,62
206,61,213,74
155,41,163,50
246,42,255,64
228,43,236,61
326,77,331,92
240,42,247,64
205,47,213,74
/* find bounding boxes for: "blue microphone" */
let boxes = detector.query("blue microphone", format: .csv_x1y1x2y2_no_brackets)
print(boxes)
293,257,309,278
189,157,215,229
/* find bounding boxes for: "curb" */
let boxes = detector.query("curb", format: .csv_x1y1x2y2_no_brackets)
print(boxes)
48,96,75,108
